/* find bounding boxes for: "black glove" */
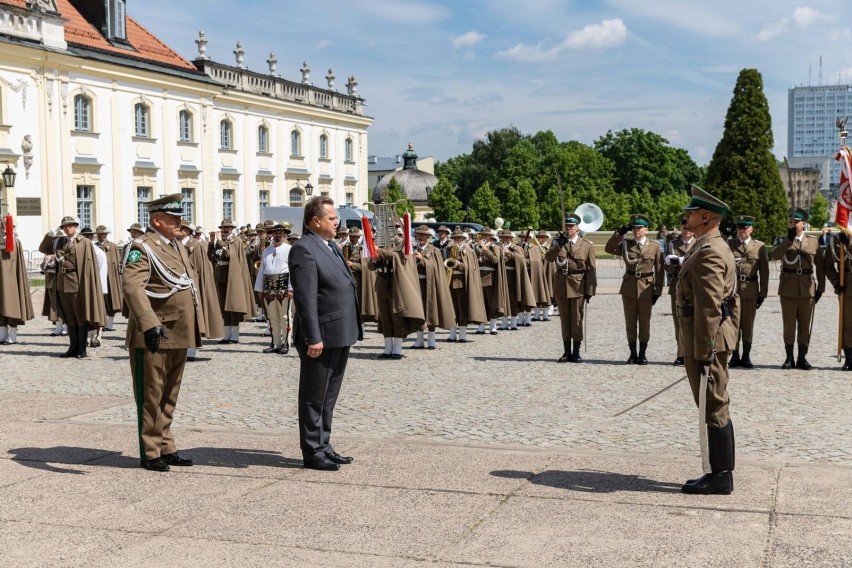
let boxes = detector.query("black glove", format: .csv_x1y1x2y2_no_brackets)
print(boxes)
787,227,796,241
652,294,660,305
554,233,568,247
696,359,712,375
756,296,765,309
835,285,846,295
584,294,592,304
617,225,629,237
814,291,823,304
143,326,168,354
839,232,850,245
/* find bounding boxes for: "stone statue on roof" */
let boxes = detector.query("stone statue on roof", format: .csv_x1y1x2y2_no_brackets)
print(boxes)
27,0,58,13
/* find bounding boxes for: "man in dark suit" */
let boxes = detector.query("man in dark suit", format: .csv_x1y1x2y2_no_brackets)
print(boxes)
290,196,363,471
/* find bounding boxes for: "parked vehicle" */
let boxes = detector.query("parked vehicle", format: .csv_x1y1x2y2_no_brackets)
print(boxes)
261,205,374,232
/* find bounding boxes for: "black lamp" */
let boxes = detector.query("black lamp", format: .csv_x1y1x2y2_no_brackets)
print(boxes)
305,182,313,196
2,165,15,188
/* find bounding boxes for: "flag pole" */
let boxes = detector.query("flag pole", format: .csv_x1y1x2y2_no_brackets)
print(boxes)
836,119,848,362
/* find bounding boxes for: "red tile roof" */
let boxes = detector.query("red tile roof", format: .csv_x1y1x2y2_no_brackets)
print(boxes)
1,0,196,71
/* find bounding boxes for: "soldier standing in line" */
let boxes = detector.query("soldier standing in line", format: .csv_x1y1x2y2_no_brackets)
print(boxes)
605,214,664,365
770,208,825,370
411,225,455,349
825,230,852,370
664,220,695,366
727,216,769,369
94,225,123,332
545,213,596,363
520,228,551,325
498,230,536,330
38,229,65,336
254,222,294,354
475,227,509,335
0,220,34,345
123,193,205,472
343,226,364,301
433,225,451,256
209,218,256,344
677,187,737,495
445,227,487,342
536,229,555,320
180,221,223,361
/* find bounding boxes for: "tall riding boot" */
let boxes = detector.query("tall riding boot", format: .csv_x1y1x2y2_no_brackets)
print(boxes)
558,339,573,363
728,349,741,368
637,342,648,365
61,325,78,358
781,344,794,369
842,347,852,371
739,342,754,369
626,341,638,364
796,344,812,370
682,421,735,495
76,325,88,358
572,340,583,363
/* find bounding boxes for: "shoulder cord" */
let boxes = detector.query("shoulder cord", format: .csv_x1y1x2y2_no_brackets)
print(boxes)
782,240,802,266
139,242,198,306
621,239,640,265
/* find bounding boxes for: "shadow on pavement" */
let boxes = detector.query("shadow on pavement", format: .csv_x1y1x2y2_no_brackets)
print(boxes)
491,469,681,493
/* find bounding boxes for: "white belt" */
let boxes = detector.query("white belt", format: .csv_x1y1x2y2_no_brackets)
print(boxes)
479,267,496,272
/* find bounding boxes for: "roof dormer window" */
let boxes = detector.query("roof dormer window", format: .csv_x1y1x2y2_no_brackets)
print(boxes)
106,0,127,41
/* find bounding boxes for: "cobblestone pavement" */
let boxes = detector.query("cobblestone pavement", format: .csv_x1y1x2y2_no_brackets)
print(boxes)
2,287,850,465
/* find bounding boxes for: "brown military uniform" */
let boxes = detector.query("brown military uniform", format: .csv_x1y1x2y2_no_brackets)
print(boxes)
770,234,825,347
824,235,852,367
729,237,769,345
94,238,124,317
605,233,664,343
665,236,695,359
0,236,34,342
545,236,596,343
209,227,257,335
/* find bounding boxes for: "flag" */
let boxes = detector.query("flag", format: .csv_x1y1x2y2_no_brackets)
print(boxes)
361,216,377,258
834,145,852,229
402,212,412,255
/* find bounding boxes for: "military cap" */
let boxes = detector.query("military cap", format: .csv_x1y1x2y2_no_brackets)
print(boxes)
790,208,810,222
436,225,450,234
270,221,292,234
95,225,110,234
564,213,581,225
255,223,266,231
60,215,80,228
537,229,550,238
262,219,276,230
181,220,194,232
451,226,466,238
246,228,257,236
80,226,94,235
219,218,237,229
127,222,144,233
734,215,755,227
498,229,514,238
480,225,493,234
147,193,185,216
348,226,362,237
337,225,349,236
682,185,729,216
287,232,301,242
414,224,431,236
629,214,651,228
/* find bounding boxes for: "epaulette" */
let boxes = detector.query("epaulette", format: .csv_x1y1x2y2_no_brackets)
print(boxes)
133,238,145,244
582,238,594,246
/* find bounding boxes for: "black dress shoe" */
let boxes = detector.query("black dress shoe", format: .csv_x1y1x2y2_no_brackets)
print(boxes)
186,356,196,362
378,353,392,359
427,345,436,350
278,345,290,355
458,339,468,343
681,471,733,495
673,357,684,366
304,456,340,471
490,331,498,335
325,451,353,465
218,338,230,344
141,458,170,472
263,346,278,353
161,453,194,466
391,354,402,360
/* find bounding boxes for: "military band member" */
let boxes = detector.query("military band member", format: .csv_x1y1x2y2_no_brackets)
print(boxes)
498,230,536,330
605,214,664,364
677,187,737,495
123,193,205,472
81,227,108,347
536,229,555,320
343,226,364,298
180,222,223,360
0,222,34,345
475,227,509,335
446,227,487,341
664,220,695,366
727,216,769,369
209,218,257,343
94,225,123,332
38,229,65,336
770,208,825,370
520,229,551,325
433,225,451,255
38,216,105,358
824,230,852,370
255,222,293,354
545,214,596,363
412,225,455,348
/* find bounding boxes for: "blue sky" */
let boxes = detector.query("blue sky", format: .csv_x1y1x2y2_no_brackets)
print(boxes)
134,0,852,165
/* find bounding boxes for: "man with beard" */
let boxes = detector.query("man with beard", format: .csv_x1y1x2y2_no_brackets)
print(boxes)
255,222,294,354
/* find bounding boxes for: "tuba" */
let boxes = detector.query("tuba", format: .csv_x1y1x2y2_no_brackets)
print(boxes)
444,244,460,283
574,203,604,234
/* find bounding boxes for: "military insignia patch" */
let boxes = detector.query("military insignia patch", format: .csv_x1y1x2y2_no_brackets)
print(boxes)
127,250,142,264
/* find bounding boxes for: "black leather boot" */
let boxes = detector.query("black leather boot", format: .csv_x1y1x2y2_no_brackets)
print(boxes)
637,342,648,365
843,348,852,371
728,349,741,368
673,356,684,366
796,344,812,370
572,340,583,363
76,326,88,358
682,421,735,495
558,339,573,363
781,344,794,369
61,325,78,358
279,338,290,355
626,341,638,364
739,342,754,369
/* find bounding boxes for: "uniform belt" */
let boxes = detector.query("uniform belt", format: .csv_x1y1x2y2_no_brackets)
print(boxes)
479,267,496,272
219,261,230,266
782,268,812,275
506,266,516,271
562,268,588,275
627,271,654,278
377,267,393,274
263,273,289,280
738,274,758,281
418,274,427,279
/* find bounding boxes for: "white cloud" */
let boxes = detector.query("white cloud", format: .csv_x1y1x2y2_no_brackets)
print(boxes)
755,18,789,41
605,0,736,38
830,27,852,41
792,7,820,26
357,0,450,25
314,39,333,50
497,18,627,62
756,6,823,42
453,30,486,49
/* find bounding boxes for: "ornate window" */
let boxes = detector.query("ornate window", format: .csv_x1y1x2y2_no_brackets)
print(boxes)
76,185,94,228
290,129,301,157
181,188,195,224
259,190,269,218
344,137,353,162
258,125,269,153
222,189,235,219
74,94,92,132
137,186,152,225
134,103,150,138
220,119,233,150
319,134,328,159
289,188,303,207
179,110,193,142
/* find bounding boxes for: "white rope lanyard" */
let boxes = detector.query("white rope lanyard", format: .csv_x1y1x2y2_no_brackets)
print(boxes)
139,242,198,305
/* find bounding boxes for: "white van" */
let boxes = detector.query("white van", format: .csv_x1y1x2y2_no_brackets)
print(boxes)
261,205,374,233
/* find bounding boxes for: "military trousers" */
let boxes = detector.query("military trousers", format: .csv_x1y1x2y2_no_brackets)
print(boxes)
375,275,406,337
265,296,291,349
55,291,85,325
780,296,813,346
555,295,585,341
216,282,245,326
738,298,757,344
504,271,520,316
0,315,24,326
621,296,652,342
670,295,682,356
418,276,435,332
838,290,852,347
685,353,731,429
131,347,186,461
482,284,499,321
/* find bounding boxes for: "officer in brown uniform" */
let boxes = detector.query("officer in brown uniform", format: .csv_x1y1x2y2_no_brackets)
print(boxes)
537,229,555,320
605,214,664,364
209,218,256,343
94,225,123,332
677,187,737,495
545,213,597,363
664,220,695,366
445,227,487,341
343,226,363,296
728,216,769,369
412,225,455,348
123,193,205,472
0,222,34,345
824,230,852,369
770,208,825,370
475,227,509,335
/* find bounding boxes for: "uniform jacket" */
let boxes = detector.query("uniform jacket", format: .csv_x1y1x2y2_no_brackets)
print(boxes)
770,234,826,298
95,239,124,312
40,233,106,325
824,236,852,297
729,237,769,300
502,244,537,310
605,233,664,299
0,237,34,324
477,242,510,317
676,230,738,359
664,237,694,297
523,242,551,304
290,230,363,348
210,235,257,316
368,248,426,335
415,242,456,329
122,231,204,349
447,244,488,323
186,239,224,339
545,236,597,299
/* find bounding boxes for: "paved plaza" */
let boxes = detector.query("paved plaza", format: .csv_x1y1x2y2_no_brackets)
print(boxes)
1,282,850,566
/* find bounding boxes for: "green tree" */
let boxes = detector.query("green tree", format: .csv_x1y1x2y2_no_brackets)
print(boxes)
809,192,830,228
655,190,691,229
704,68,789,243
427,176,464,222
503,179,539,228
468,181,501,226
384,177,415,218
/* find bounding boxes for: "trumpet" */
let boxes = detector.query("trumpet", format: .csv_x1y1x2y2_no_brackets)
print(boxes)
444,244,460,283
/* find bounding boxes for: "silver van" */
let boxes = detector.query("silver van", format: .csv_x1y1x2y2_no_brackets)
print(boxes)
261,205,374,233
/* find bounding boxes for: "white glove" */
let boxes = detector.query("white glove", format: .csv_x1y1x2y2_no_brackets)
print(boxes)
664,254,681,266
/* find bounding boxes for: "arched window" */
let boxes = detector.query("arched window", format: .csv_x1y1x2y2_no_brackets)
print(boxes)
290,129,301,157
178,110,193,142
289,188,304,207
220,120,233,149
344,137,353,162
319,134,328,159
74,94,92,132
258,125,269,153
134,103,150,137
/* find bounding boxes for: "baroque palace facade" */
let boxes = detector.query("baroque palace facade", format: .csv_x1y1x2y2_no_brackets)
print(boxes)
0,0,373,248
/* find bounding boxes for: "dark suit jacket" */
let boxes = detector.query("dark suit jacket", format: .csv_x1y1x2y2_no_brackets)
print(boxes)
290,230,362,349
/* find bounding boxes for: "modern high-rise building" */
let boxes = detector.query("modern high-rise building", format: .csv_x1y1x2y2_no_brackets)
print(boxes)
787,84,852,199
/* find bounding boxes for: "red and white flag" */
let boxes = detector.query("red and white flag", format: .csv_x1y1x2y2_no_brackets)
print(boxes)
834,145,852,229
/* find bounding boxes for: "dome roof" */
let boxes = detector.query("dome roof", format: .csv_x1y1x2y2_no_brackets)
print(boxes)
373,168,438,204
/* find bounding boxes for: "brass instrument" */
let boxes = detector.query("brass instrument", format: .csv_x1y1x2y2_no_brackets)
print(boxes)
254,259,262,271
444,244,460,283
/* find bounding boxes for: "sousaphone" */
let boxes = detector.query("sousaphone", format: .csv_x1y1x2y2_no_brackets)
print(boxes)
574,203,604,233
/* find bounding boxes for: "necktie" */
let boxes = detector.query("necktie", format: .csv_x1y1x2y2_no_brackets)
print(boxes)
328,241,344,264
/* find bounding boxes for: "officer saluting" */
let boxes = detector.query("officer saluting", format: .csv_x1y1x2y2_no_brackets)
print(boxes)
770,208,825,370
728,216,769,369
123,193,205,472
663,220,695,366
